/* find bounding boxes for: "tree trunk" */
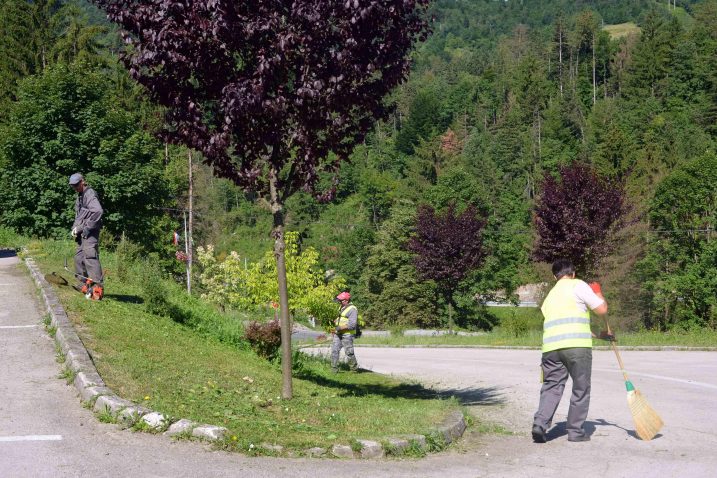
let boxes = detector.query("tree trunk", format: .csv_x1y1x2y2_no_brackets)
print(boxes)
592,32,596,105
558,29,563,97
448,301,454,333
269,166,293,400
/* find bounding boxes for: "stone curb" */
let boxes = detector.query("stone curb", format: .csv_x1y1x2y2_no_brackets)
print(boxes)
24,256,468,458
326,411,467,459
24,257,228,442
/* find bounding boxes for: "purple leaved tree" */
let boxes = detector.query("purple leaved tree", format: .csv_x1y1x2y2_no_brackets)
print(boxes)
533,162,628,278
92,0,430,398
407,203,486,330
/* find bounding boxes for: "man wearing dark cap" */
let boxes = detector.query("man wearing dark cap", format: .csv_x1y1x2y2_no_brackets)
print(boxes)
69,173,104,299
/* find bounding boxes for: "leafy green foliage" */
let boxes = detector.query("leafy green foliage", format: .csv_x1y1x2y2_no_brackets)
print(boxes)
197,232,345,315
637,152,717,330
359,200,439,328
0,63,170,246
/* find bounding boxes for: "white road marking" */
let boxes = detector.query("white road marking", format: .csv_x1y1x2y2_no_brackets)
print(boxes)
0,435,62,442
593,367,717,391
0,325,38,329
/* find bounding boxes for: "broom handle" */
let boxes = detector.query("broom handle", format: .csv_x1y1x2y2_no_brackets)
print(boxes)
604,317,629,382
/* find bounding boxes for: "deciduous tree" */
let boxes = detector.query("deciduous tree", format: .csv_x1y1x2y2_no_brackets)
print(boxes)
92,0,430,398
407,202,486,329
532,162,627,278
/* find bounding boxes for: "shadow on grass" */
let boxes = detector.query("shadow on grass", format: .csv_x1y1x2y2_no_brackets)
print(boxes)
103,294,144,304
295,368,504,407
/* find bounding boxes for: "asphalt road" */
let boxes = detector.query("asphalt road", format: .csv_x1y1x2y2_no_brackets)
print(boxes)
2,250,716,477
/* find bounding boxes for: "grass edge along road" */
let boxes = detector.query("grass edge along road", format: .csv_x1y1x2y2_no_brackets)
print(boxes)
23,239,463,457
355,328,717,349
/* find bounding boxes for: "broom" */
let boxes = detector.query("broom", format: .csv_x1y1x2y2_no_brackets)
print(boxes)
604,319,664,440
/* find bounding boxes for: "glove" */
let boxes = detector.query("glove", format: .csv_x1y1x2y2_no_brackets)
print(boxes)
589,282,602,294
81,227,90,239
71,227,79,238
598,330,616,341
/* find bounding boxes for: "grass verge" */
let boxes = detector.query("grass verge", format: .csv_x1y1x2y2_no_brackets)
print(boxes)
357,306,717,348
27,239,460,455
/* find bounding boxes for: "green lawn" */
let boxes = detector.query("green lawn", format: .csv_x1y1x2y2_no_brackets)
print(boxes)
357,303,717,349
25,239,460,455
357,329,717,348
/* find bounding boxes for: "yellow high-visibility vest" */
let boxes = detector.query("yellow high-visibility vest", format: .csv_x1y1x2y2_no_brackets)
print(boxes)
541,279,592,353
335,304,357,335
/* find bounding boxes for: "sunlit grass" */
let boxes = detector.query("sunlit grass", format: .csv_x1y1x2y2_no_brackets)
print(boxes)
29,239,460,454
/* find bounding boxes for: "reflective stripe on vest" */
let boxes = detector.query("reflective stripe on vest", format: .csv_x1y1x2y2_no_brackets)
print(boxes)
541,279,592,353
335,304,357,335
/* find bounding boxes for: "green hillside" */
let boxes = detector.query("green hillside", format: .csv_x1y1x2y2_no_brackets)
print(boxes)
1,0,716,335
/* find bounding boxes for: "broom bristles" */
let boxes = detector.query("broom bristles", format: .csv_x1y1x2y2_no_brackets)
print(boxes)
627,389,664,441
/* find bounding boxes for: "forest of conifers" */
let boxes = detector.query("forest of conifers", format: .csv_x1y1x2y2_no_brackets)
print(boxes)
1,0,715,332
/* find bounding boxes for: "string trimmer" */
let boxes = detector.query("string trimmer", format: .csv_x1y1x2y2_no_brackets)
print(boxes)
62,258,104,300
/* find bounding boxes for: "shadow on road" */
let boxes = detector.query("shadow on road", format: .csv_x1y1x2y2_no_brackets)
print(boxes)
437,386,504,406
0,249,18,258
296,368,504,407
545,418,662,441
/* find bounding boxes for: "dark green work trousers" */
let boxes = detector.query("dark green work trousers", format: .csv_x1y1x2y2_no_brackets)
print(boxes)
533,347,592,440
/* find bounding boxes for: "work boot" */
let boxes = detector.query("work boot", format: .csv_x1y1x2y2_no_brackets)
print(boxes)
531,425,546,443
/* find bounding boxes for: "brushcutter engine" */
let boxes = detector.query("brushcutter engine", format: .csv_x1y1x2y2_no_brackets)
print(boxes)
80,279,104,301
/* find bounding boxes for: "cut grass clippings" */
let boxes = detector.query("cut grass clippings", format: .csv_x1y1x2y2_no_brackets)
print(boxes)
27,239,460,455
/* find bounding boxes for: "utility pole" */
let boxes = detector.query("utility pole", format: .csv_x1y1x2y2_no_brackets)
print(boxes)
186,150,194,294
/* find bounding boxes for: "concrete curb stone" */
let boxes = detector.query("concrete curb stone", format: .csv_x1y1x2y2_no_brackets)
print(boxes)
433,410,467,444
192,425,228,441
93,394,135,415
24,256,467,457
79,385,113,404
118,405,153,428
331,444,354,458
142,412,170,430
356,440,383,459
164,419,197,437
305,447,326,457
24,257,228,444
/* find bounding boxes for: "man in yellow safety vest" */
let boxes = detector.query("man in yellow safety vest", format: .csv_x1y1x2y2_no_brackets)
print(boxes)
331,291,358,373
532,258,609,443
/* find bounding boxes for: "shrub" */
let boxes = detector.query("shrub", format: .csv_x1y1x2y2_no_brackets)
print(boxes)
245,320,282,360
305,295,339,332
139,260,172,317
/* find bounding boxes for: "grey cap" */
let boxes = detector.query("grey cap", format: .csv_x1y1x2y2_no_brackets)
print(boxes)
69,173,83,186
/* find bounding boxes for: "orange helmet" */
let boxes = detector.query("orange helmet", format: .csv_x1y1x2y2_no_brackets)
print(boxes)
336,292,351,301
